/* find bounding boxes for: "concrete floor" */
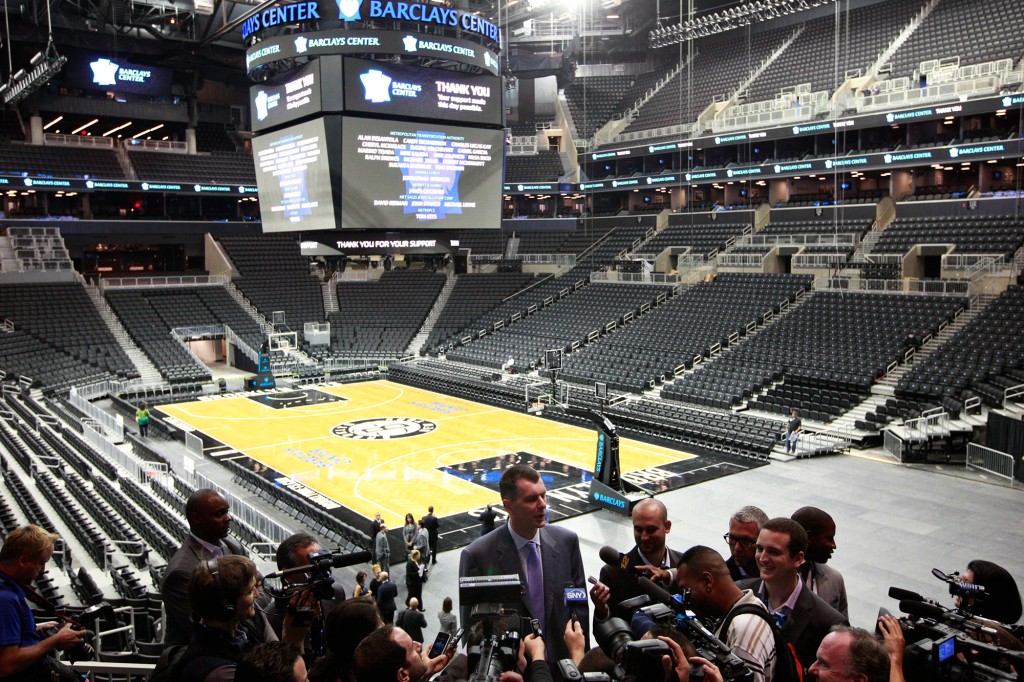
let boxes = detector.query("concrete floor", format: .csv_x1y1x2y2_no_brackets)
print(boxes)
403,452,1022,647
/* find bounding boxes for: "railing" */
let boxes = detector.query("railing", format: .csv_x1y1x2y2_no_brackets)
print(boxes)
125,138,189,153
883,429,905,461
44,133,115,148
854,75,1002,112
966,443,1016,485
1005,383,1024,405
184,470,293,543
590,271,679,285
185,431,204,456
792,253,851,269
223,325,259,365
717,253,764,268
852,252,902,265
519,253,577,266
736,233,859,248
904,408,949,442
99,274,228,288
814,277,969,296
941,253,1005,274
68,386,125,441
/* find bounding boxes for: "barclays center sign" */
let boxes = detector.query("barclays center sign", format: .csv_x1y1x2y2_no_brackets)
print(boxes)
242,0,501,44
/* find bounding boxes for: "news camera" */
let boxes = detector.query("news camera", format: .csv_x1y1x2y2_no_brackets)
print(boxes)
459,574,528,682
885,569,1024,682
38,601,115,663
262,548,370,623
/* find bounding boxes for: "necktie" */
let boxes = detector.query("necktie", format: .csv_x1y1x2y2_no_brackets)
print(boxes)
526,540,544,625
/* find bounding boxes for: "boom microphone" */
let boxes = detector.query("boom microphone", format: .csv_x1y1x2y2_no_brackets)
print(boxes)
637,577,686,614
599,546,644,576
899,600,954,622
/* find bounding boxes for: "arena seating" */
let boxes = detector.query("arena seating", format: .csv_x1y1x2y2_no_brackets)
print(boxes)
0,283,138,392
886,0,1024,83
559,273,812,393
640,221,752,257
195,121,237,152
425,272,536,351
218,235,325,329
330,270,446,355
563,75,636,139
897,285,1024,408
870,215,1024,257
663,291,964,415
0,142,123,180
504,150,565,182
446,283,668,370
126,149,256,185
105,285,264,383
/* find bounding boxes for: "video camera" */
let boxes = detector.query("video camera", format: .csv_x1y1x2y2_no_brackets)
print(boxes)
262,548,370,623
39,601,115,663
459,574,529,682
592,578,752,682
885,568,1024,682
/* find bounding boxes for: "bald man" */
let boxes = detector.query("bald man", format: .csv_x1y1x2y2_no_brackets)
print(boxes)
792,507,848,618
590,498,682,623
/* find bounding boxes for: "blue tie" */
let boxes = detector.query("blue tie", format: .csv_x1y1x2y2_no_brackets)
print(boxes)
526,540,544,624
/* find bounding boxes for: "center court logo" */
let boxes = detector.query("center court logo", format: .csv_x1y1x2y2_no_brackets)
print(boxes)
338,0,361,20
360,69,392,103
332,417,437,440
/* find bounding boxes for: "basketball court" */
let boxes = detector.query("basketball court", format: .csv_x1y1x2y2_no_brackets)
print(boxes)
156,380,761,550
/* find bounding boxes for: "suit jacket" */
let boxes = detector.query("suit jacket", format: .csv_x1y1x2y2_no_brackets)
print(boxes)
375,531,391,560
161,534,247,646
802,562,848,619
459,524,589,662
726,555,758,583
598,546,683,623
397,607,427,643
377,580,399,623
738,578,848,669
422,513,440,543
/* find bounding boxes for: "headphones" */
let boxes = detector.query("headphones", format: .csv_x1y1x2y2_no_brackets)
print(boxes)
205,557,236,621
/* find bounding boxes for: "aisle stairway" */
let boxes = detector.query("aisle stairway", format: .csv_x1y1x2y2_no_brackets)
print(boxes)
86,284,164,385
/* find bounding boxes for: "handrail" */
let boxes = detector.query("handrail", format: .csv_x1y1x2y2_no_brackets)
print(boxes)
813,277,969,296
99,274,228,289
966,443,1016,485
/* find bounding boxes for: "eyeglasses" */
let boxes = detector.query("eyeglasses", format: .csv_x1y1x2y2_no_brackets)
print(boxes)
723,533,756,548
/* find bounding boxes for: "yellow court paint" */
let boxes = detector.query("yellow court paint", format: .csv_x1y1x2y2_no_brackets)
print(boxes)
158,380,694,529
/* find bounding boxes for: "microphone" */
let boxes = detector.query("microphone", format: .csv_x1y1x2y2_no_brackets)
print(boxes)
888,587,941,605
637,577,686,614
264,550,372,580
564,582,587,624
899,600,952,622
599,546,644,576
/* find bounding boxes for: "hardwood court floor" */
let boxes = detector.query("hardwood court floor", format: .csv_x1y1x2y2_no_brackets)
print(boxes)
157,380,695,530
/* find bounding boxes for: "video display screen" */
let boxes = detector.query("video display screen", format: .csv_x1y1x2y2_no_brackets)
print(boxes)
343,57,501,126
250,58,342,133
68,55,172,96
341,116,502,230
253,117,340,232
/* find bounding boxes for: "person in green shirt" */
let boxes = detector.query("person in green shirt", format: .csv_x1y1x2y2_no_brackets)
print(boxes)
136,402,151,437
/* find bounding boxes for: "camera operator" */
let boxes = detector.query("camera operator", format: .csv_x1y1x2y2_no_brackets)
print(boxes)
265,533,346,660
956,559,1022,625
675,546,777,682
0,525,86,681
350,625,451,682
592,499,682,623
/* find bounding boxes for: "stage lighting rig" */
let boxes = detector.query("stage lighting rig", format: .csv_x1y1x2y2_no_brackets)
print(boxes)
0,39,67,105
649,0,836,48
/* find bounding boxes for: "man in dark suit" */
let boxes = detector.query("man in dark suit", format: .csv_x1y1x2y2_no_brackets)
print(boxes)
738,517,847,669
459,463,589,662
478,504,498,536
421,506,439,565
725,505,768,582
161,488,250,646
590,498,682,623
792,506,848,618
377,571,399,626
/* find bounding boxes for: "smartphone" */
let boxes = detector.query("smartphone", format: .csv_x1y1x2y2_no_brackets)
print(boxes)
449,627,465,651
428,632,452,658
588,576,599,585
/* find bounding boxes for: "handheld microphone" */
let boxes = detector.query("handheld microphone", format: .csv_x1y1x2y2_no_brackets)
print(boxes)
264,550,372,580
599,546,644,576
564,582,588,623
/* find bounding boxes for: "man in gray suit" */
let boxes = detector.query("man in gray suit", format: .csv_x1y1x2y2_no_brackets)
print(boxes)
792,507,848,619
459,463,589,662
739,517,847,670
375,522,391,575
161,488,249,645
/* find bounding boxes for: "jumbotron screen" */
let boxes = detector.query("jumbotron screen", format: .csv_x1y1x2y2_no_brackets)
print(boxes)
340,116,502,230
253,116,341,232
